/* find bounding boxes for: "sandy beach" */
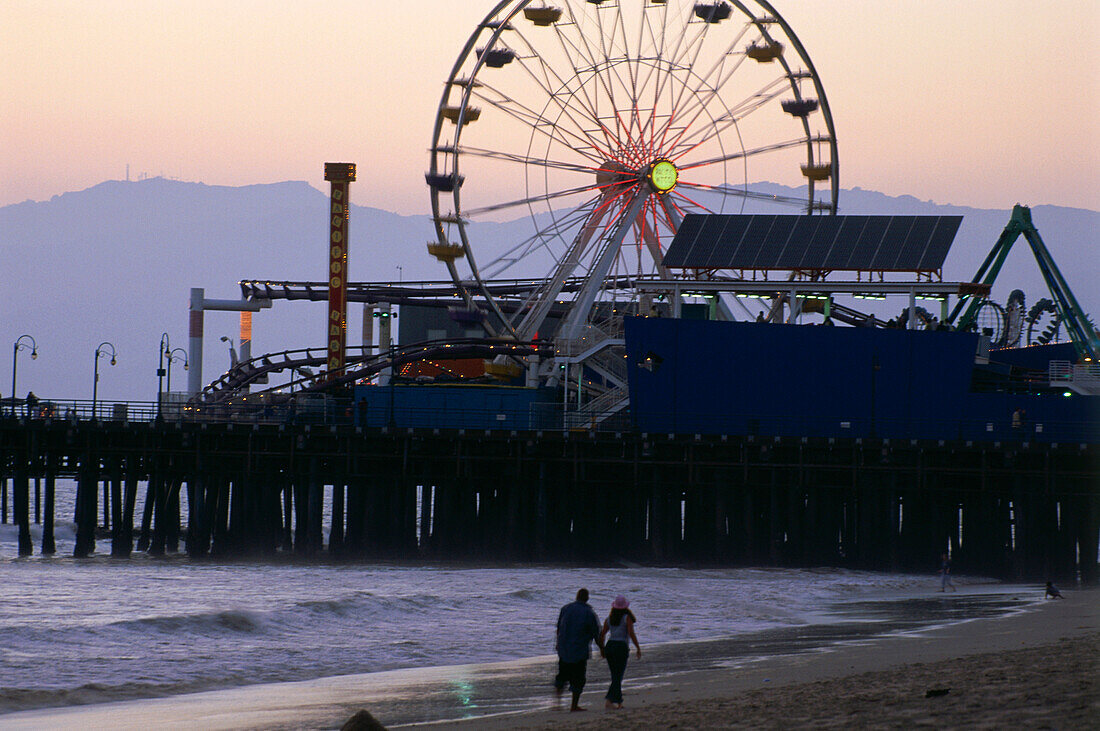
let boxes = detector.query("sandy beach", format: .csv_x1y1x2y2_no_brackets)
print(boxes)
497,634,1099,729
459,589,1099,730
1,587,1095,729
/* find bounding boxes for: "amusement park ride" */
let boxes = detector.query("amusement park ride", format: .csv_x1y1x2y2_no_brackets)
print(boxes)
188,1,1097,417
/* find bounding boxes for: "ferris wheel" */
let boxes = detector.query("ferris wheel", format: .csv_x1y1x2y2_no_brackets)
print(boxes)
427,0,838,342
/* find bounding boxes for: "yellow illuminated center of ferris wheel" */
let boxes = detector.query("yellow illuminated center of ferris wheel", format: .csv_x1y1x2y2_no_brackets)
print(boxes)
649,160,678,192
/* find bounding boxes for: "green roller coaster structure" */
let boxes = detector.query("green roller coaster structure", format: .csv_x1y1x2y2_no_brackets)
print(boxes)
948,205,1099,362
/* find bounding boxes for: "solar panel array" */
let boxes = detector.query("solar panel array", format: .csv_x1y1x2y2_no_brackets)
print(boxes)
662,214,962,272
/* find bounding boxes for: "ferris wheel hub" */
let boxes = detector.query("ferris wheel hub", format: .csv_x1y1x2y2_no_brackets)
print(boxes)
647,159,679,194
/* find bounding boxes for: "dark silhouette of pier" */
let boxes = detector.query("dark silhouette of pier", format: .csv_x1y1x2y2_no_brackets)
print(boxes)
1,415,1096,584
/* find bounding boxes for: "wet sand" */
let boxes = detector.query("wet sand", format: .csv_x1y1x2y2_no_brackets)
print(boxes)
1,588,1095,729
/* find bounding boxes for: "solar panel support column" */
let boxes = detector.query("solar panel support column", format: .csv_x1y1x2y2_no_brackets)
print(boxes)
908,288,917,331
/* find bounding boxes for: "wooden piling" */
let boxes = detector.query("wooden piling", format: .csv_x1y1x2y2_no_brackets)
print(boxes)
73,457,97,558
14,462,32,556
0,420,1093,582
42,458,56,555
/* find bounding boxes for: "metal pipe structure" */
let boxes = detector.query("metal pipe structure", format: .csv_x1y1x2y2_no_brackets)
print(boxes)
189,289,204,397
188,287,270,396
239,311,252,369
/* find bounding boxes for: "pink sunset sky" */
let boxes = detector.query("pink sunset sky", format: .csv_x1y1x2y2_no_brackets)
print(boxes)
2,0,1097,213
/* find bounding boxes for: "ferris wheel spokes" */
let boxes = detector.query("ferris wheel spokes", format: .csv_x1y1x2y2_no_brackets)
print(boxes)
459,181,606,219
481,201,601,281
664,77,803,163
466,83,612,166
678,136,818,172
452,145,599,176
676,180,817,209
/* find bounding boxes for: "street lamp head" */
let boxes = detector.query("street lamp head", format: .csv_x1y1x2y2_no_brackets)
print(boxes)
31,349,37,360
220,336,230,343
96,341,118,363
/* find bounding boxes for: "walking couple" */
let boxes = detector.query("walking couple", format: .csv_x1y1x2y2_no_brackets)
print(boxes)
554,588,642,712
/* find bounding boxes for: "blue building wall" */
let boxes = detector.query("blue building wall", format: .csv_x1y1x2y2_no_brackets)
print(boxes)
353,384,558,431
624,318,1098,442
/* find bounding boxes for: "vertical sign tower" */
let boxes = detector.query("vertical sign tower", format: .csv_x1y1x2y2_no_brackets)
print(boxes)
324,162,356,379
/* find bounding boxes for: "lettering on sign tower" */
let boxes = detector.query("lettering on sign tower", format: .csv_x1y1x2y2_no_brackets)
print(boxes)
323,163,356,378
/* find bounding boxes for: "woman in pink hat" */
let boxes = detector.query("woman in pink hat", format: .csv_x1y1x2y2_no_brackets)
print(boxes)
598,595,641,709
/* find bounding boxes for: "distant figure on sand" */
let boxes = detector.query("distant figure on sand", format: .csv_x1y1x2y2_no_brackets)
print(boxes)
939,553,956,592
1045,581,1063,599
599,595,641,710
554,588,604,712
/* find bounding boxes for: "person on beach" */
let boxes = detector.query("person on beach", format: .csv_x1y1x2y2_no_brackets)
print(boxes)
554,588,604,712
939,553,956,592
1045,581,1063,599
599,595,641,710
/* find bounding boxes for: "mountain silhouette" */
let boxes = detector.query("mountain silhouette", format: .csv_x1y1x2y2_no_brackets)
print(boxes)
2,178,1095,401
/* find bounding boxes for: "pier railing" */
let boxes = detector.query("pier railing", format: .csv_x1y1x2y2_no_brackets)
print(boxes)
1,397,1095,444
1049,360,1100,396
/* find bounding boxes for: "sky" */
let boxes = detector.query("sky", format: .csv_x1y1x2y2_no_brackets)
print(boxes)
1,0,1098,214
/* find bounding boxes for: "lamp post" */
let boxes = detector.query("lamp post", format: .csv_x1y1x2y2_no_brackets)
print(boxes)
220,336,238,368
92,342,117,420
388,337,397,428
11,334,37,413
290,366,313,394
157,333,170,420
166,347,188,395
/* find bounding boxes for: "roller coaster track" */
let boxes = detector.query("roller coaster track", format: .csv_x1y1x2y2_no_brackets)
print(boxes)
238,276,667,306
197,338,551,404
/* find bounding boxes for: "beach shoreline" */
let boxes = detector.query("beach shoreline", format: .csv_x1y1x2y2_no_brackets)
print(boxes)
1,585,1094,729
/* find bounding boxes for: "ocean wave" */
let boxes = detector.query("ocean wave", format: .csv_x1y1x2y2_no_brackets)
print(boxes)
0,675,263,714
294,591,451,617
507,588,536,600
105,608,265,635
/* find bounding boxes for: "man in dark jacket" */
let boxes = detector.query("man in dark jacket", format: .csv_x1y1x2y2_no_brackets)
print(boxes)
555,588,604,711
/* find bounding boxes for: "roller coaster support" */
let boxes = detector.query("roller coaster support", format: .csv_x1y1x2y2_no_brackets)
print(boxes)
949,205,1098,361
